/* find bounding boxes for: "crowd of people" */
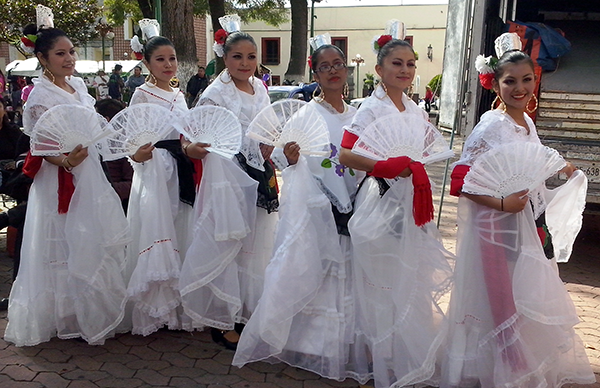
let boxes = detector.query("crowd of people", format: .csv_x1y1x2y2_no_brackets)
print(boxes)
0,7,595,388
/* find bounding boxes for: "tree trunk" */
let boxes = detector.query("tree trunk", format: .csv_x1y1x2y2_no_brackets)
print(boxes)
136,0,154,19
208,0,226,74
161,0,198,93
285,0,308,84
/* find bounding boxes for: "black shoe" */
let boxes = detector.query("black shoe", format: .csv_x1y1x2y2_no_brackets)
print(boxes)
234,322,245,335
0,298,8,311
210,328,237,351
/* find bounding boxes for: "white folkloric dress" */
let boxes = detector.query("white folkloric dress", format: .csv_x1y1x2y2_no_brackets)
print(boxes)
442,109,594,388
179,72,278,329
5,75,129,346
344,86,455,388
123,83,195,335
233,100,365,380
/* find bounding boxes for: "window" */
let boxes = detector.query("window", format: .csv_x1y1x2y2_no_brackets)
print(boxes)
404,35,413,46
271,75,281,86
262,38,280,65
331,37,348,59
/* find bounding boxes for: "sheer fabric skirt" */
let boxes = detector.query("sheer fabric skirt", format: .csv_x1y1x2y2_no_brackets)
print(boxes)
348,177,454,388
441,198,594,388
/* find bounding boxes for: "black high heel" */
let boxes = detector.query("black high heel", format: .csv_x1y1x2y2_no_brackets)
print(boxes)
210,328,238,351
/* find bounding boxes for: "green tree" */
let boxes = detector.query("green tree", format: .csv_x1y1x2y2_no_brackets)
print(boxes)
428,74,442,96
0,0,102,56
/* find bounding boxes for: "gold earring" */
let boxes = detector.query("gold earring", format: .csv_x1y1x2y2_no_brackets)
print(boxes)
146,73,157,86
169,77,179,88
43,68,56,84
375,82,388,99
218,69,233,84
491,95,506,112
343,83,349,99
526,94,538,114
312,84,324,102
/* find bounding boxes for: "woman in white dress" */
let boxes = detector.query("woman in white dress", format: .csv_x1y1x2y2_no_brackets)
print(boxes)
233,43,363,380
124,34,202,336
442,49,594,388
338,38,454,388
5,22,128,346
179,26,278,349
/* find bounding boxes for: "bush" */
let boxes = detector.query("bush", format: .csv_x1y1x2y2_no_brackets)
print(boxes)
428,74,442,96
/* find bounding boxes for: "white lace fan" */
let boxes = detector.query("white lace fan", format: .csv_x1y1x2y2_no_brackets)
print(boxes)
31,104,112,156
247,100,330,156
463,142,566,198
101,103,180,161
352,112,454,164
180,106,242,159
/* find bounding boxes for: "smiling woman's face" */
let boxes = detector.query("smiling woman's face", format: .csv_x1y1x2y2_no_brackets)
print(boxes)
38,36,77,78
223,40,258,84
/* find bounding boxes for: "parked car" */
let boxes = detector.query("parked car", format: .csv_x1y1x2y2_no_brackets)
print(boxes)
267,83,318,103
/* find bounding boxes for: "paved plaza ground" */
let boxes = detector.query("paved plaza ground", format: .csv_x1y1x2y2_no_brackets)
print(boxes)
0,135,599,387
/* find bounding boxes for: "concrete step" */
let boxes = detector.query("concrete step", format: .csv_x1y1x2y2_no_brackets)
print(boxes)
539,99,600,112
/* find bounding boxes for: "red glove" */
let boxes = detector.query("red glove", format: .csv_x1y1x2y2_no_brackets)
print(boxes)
370,156,411,179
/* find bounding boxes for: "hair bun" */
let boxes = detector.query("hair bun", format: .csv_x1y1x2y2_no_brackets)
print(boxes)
23,24,38,36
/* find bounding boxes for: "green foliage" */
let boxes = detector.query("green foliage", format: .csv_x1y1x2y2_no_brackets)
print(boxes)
0,0,102,55
103,0,143,26
428,74,442,96
363,73,378,90
195,0,287,26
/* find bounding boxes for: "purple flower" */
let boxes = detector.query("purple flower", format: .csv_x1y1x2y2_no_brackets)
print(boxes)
330,143,338,158
335,164,345,177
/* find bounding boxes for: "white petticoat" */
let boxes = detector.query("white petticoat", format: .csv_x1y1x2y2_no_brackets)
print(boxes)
233,157,357,381
441,190,594,388
349,177,454,388
124,148,194,335
5,151,129,346
179,153,277,329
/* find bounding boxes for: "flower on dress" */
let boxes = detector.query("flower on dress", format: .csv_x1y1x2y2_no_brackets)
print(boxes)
335,164,345,177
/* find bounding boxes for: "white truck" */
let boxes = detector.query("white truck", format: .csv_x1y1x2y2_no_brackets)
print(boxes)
439,0,600,205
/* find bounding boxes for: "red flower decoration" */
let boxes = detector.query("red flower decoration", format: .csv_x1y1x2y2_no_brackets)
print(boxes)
376,35,393,49
133,51,143,60
307,55,312,69
215,29,228,45
20,37,35,48
478,73,494,90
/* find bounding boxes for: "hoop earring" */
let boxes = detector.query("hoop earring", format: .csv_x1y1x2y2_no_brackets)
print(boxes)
343,83,349,99
146,73,157,87
169,77,179,88
312,84,324,102
218,69,233,84
375,82,388,100
526,94,538,114
491,95,506,112
43,68,55,84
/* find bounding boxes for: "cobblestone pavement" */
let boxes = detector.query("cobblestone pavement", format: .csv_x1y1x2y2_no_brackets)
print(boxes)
0,135,599,387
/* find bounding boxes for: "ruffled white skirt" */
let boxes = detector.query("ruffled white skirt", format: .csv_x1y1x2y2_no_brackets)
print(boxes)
124,149,194,336
348,177,454,388
233,157,357,381
179,153,277,329
5,153,129,346
441,192,594,388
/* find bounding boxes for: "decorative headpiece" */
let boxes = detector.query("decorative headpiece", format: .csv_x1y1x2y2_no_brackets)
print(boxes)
307,33,331,68
130,19,161,60
475,32,522,90
20,5,54,55
213,14,241,57
372,19,405,54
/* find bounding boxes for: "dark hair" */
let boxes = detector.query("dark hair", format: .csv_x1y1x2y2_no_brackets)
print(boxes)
223,32,256,56
198,66,205,70
143,36,175,62
114,64,123,71
0,96,10,129
494,50,534,80
95,98,126,120
22,24,68,60
376,39,415,66
134,65,142,71
310,44,346,72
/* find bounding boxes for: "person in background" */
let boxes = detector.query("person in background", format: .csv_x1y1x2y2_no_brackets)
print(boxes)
95,98,133,212
424,85,433,112
108,64,124,100
21,77,34,105
125,65,145,94
185,65,209,108
93,70,110,100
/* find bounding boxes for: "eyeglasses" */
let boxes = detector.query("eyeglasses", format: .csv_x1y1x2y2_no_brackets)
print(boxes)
316,62,347,73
